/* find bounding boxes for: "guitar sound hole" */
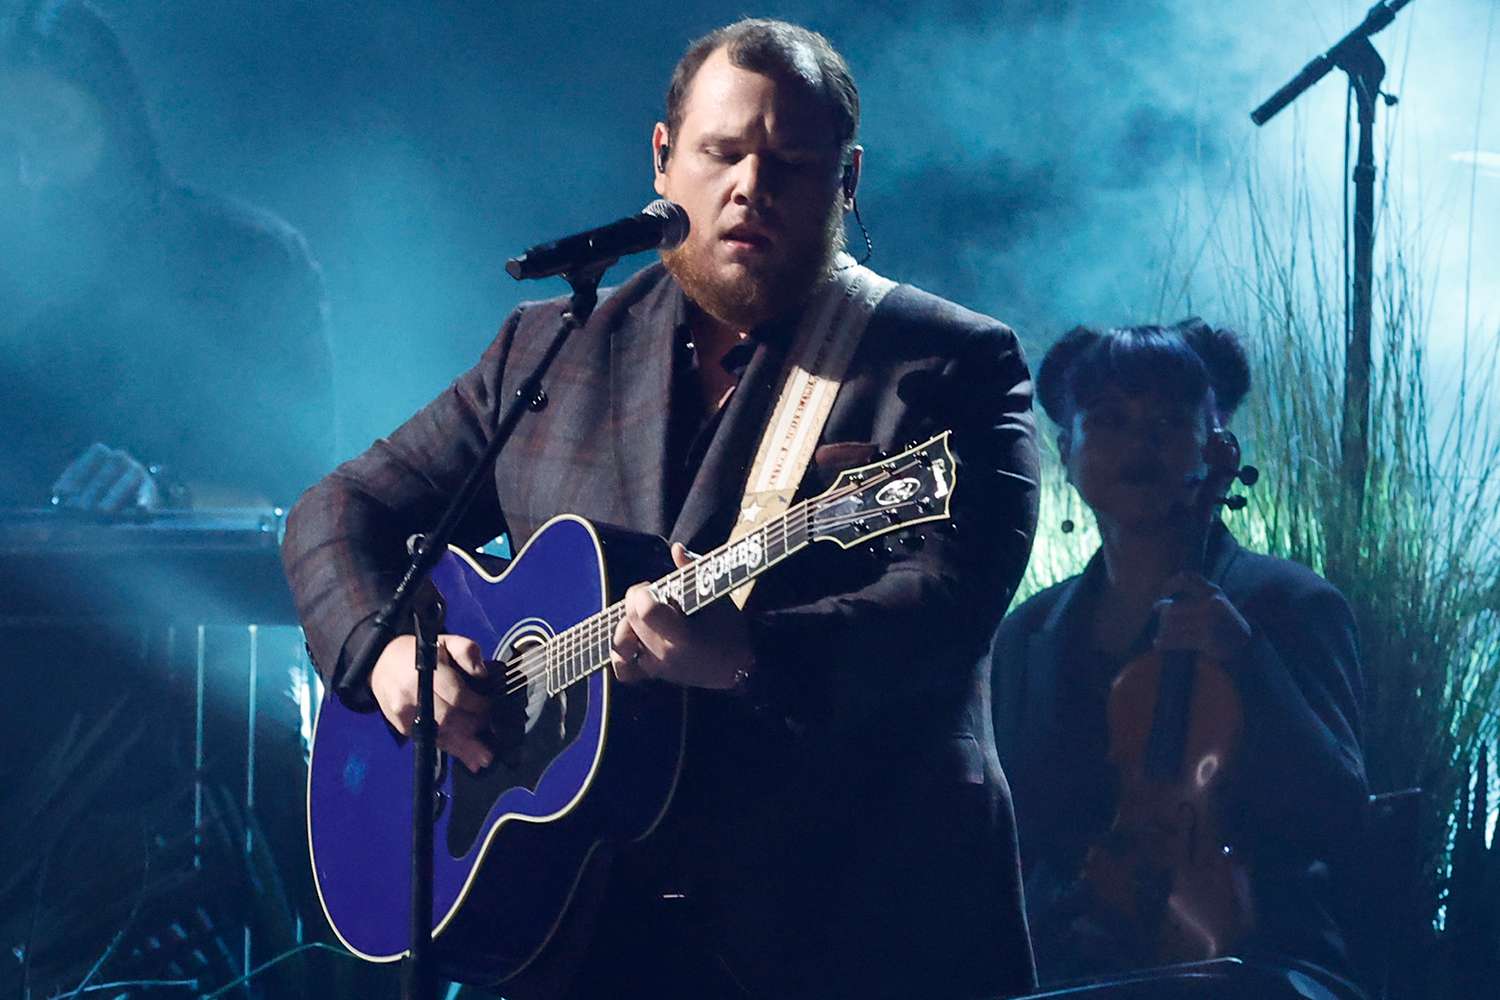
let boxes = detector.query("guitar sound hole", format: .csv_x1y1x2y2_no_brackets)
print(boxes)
444,632,589,858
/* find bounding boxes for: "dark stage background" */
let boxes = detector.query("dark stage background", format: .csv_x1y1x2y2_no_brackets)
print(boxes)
95,0,1498,471
4,2,1497,996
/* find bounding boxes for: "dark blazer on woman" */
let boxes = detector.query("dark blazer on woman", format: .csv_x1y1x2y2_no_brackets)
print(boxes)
991,523,1369,986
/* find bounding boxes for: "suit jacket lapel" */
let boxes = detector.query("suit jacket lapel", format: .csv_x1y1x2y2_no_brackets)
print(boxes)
609,278,679,538
670,333,788,550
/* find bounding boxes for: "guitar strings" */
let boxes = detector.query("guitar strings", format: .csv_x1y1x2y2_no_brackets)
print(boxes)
499,509,927,695
497,468,934,697
497,465,926,695
499,502,818,696
496,470,895,694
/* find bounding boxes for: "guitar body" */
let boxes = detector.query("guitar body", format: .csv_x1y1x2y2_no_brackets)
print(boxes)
302,432,960,990
306,515,685,988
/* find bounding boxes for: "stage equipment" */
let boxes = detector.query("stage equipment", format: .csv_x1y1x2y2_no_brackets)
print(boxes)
1251,0,1415,511
0,506,313,989
349,236,638,999
504,199,688,280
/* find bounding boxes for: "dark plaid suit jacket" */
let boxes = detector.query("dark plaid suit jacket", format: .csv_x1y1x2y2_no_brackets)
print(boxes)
283,262,1041,998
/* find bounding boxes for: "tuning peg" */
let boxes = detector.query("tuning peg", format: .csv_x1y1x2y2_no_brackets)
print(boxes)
1238,465,1260,487
900,532,925,550
937,522,958,537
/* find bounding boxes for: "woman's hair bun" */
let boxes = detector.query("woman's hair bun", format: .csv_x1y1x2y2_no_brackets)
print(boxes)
1172,317,1251,417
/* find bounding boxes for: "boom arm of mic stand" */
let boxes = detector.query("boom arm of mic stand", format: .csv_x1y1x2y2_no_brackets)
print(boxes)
1251,0,1415,125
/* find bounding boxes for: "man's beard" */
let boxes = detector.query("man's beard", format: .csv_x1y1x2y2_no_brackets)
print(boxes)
661,202,846,330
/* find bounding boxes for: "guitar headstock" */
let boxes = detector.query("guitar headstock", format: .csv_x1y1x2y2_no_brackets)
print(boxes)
809,431,956,549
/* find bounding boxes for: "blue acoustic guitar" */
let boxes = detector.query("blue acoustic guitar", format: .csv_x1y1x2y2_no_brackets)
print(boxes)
305,431,958,989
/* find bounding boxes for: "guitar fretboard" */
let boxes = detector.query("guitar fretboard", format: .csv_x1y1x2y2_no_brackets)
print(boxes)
513,500,817,696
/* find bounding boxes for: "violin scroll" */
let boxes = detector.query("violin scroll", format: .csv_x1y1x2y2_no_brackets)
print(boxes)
1203,430,1258,513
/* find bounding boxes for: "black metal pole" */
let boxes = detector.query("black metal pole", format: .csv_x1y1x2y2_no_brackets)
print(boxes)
376,262,608,1000
404,602,441,1000
1341,41,1386,516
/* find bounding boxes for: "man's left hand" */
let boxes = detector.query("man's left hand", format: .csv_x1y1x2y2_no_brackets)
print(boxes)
1152,571,1252,662
610,542,753,689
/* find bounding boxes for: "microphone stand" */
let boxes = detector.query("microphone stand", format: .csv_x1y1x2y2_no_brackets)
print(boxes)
1251,0,1415,516
348,259,613,1000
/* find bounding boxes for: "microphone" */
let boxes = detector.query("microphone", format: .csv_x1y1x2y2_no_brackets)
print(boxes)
505,199,689,280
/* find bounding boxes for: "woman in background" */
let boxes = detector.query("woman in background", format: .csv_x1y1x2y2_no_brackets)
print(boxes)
991,319,1368,997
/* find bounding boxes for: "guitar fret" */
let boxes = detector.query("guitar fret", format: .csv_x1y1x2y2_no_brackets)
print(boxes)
576,622,588,689
567,624,577,689
542,502,826,692
585,618,595,682
568,624,577,685
582,622,592,684
604,607,616,668
596,616,609,675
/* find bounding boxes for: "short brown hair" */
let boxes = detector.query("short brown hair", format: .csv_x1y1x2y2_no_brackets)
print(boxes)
664,18,859,163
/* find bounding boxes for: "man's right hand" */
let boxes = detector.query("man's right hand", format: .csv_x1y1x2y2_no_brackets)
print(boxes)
370,634,495,774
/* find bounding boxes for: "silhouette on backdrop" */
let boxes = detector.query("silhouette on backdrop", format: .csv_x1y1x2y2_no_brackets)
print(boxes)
0,0,334,513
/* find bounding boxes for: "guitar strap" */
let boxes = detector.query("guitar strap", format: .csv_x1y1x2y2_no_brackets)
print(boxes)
727,253,897,608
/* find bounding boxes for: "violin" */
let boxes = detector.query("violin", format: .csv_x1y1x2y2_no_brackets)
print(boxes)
1080,427,1260,964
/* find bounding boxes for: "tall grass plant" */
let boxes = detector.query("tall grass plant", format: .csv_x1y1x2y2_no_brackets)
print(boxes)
1014,163,1500,998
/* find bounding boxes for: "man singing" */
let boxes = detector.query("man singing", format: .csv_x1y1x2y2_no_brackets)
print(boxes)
285,18,1038,999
